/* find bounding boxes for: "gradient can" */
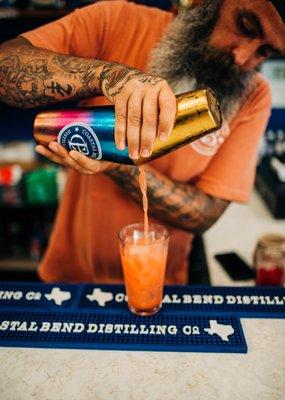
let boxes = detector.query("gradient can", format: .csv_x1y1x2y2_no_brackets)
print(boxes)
34,88,222,165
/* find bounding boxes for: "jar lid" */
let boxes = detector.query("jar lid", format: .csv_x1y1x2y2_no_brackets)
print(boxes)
257,233,285,250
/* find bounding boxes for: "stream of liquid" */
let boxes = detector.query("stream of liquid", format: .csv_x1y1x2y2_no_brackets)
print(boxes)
120,165,168,315
138,165,149,242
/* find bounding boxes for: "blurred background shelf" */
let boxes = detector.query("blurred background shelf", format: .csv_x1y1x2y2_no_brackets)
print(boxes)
0,6,68,18
0,257,38,270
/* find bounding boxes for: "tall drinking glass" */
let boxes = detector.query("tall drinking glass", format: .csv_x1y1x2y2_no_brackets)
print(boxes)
118,223,169,316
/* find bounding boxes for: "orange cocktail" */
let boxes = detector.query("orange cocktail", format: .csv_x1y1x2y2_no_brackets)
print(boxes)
118,223,169,316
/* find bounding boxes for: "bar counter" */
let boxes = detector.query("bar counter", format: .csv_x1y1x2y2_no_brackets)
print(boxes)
0,318,284,400
0,282,284,400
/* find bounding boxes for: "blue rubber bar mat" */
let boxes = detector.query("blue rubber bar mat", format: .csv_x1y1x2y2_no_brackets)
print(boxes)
0,311,247,353
79,285,285,318
0,282,77,310
0,282,284,318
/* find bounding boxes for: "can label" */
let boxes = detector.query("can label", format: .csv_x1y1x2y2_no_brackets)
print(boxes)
58,122,102,160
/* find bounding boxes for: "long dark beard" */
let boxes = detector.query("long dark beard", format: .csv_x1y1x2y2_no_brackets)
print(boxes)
148,0,256,120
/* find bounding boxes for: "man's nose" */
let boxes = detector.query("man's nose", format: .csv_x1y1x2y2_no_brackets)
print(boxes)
232,41,260,68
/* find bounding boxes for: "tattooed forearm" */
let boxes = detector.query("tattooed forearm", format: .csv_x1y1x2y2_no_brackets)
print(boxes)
0,38,106,107
0,37,156,108
107,165,230,234
53,54,102,99
46,82,73,97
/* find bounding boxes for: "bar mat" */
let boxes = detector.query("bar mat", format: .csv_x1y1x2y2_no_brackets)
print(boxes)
0,283,284,318
0,310,247,353
80,285,285,318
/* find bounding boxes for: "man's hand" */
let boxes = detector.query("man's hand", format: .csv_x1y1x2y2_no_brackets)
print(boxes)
35,142,117,175
35,65,177,170
100,64,177,160
0,38,177,168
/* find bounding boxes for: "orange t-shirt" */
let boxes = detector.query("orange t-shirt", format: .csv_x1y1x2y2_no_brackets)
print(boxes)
21,1,271,284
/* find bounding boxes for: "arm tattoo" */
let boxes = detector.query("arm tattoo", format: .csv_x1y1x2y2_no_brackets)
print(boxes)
0,38,107,107
53,54,101,98
46,81,73,97
0,37,163,108
107,165,230,234
98,63,163,100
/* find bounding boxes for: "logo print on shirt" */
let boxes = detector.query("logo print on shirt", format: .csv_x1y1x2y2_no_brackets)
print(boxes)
191,123,230,156
58,122,102,159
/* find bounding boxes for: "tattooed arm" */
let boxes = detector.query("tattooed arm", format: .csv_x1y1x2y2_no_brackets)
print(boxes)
55,143,229,232
0,37,177,161
107,164,229,234
0,37,228,232
0,38,104,108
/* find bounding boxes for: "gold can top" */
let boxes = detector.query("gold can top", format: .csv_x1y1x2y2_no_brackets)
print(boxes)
136,87,222,164
176,88,222,130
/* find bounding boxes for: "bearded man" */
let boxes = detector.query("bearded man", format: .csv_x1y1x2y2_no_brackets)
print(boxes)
0,0,284,283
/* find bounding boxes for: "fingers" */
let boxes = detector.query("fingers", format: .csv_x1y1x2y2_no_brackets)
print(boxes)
35,143,95,175
115,90,158,160
157,87,177,140
126,93,143,160
114,97,127,151
35,144,65,165
126,85,176,158
114,79,177,160
36,142,116,175
140,92,158,157
69,151,116,173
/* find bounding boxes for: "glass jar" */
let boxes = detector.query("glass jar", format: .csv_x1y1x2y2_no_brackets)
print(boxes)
254,234,285,286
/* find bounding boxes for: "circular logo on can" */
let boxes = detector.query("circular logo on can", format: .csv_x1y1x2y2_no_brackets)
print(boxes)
58,122,102,160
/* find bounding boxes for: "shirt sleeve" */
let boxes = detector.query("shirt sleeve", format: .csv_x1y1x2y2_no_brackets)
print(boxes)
20,2,111,58
195,76,272,203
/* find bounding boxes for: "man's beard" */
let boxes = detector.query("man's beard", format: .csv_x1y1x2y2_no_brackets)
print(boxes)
148,0,256,121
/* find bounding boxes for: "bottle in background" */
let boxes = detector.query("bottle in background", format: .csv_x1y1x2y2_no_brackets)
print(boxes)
254,234,285,286
34,88,222,165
